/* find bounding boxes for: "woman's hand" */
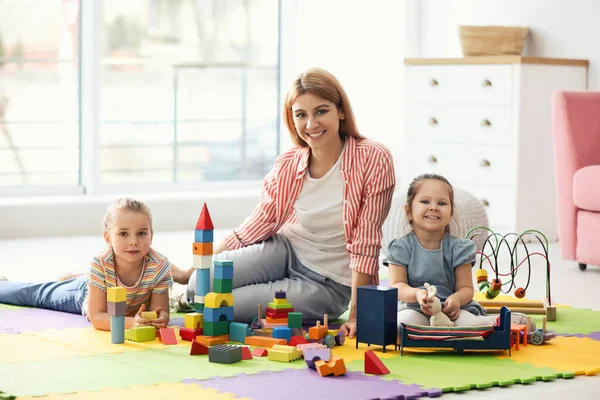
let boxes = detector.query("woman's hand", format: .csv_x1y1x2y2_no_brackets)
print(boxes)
339,319,357,338
416,289,433,316
442,294,461,321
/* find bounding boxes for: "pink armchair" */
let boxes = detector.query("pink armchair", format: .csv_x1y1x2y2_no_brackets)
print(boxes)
552,91,600,270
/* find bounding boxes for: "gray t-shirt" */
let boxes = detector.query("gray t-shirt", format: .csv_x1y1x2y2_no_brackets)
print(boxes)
384,232,486,316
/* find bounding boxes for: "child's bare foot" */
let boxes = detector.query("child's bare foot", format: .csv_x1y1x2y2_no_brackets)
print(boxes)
171,266,194,285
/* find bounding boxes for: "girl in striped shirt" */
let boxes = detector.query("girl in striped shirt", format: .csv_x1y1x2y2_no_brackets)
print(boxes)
173,68,395,338
0,198,174,332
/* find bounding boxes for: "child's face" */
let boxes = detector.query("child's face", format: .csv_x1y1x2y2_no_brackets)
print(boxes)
406,179,452,234
104,210,152,266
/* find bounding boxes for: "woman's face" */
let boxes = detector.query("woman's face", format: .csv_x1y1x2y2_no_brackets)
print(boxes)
291,93,345,152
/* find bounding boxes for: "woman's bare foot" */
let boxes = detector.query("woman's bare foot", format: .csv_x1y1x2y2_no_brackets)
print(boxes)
171,265,195,285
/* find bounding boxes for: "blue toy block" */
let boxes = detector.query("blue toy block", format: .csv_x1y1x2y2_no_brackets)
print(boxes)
229,322,254,343
356,285,398,353
203,306,234,323
214,265,233,280
196,268,210,297
110,315,125,344
213,260,233,267
272,326,292,343
194,229,214,243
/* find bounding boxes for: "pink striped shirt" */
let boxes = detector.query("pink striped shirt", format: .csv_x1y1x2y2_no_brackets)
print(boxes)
224,136,395,282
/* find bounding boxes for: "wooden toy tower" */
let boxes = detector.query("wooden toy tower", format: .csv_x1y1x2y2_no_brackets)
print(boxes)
107,286,126,344
193,203,214,312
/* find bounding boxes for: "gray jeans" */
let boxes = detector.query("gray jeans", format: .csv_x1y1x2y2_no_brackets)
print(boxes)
186,234,351,324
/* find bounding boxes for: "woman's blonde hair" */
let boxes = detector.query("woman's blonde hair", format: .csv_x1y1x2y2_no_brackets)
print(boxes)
283,68,364,147
103,197,153,233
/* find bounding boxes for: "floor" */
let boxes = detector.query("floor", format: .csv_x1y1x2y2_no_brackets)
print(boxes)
1,231,599,399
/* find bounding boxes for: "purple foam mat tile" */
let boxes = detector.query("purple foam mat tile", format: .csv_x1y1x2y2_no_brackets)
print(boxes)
0,308,91,333
183,369,439,400
557,332,600,340
170,318,184,327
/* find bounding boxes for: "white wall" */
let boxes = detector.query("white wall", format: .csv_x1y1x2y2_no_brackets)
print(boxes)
415,0,597,88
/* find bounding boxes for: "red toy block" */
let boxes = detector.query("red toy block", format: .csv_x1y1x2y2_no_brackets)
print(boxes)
265,307,294,318
159,328,178,345
241,346,253,360
364,350,390,375
190,339,209,355
179,327,204,341
195,203,214,230
289,335,309,347
252,347,268,357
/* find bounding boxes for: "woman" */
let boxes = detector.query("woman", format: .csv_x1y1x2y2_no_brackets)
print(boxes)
173,68,395,337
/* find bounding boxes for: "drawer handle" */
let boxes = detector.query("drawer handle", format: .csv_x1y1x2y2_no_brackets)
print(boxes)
481,79,492,87
429,117,438,125
480,119,492,127
482,199,490,207
429,78,439,87
480,159,491,168
427,155,438,164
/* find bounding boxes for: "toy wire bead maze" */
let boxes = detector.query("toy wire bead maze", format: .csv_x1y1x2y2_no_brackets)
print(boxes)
465,227,556,321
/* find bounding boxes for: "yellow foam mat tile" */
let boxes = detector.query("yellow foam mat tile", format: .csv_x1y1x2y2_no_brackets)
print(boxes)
499,336,600,375
16,382,250,400
332,337,399,362
0,333,93,363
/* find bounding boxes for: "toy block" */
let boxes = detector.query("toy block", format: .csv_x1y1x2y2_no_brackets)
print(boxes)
209,344,242,364
356,285,398,353
244,336,287,348
107,287,126,303
274,290,287,299
213,278,233,294
266,316,288,324
194,229,214,243
214,265,234,280
184,312,203,330
194,302,204,312
203,306,234,323
364,350,390,375
287,312,302,328
159,328,178,345
315,355,346,377
204,320,231,336
194,295,205,304
304,347,332,369
297,343,328,354
205,292,234,308
253,329,272,337
308,321,328,340
290,327,304,337
260,319,288,329
241,346,253,360
252,347,268,357
179,327,203,341
193,242,213,256
196,203,214,230
141,311,157,320
229,322,253,343
213,260,234,267
273,298,288,305
547,306,557,321
110,315,125,344
266,307,294,318
190,339,209,355
107,301,127,317
289,335,309,347
196,268,211,297
195,334,229,346
125,326,156,342
268,345,302,362
272,326,291,343
268,301,292,309
193,255,212,270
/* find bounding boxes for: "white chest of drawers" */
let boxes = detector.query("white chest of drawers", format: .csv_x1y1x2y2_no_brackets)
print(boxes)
403,57,588,240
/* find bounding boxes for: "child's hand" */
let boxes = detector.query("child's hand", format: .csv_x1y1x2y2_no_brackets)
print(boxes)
133,304,151,327
442,295,461,321
148,306,167,329
339,319,357,338
416,289,433,316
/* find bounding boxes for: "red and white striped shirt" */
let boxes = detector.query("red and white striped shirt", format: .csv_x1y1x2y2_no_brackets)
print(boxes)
224,136,395,282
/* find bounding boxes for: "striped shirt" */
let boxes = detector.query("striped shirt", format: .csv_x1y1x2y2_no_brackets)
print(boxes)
88,247,173,317
224,136,395,282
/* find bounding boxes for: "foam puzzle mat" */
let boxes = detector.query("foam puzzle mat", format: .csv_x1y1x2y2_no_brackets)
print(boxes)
1,301,600,400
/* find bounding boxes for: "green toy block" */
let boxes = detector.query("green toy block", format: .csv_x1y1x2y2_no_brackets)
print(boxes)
288,312,303,328
125,326,156,342
268,302,293,309
204,320,231,336
213,278,233,294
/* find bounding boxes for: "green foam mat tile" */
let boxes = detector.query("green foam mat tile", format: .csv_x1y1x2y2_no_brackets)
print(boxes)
535,308,600,334
0,304,27,311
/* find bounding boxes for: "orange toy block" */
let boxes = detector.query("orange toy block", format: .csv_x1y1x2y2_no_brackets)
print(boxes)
190,339,209,355
159,328,178,345
289,335,309,347
308,321,328,340
364,350,390,375
241,346,253,360
252,347,268,357
193,242,213,255
266,316,288,324
315,355,346,377
195,334,229,346
244,336,287,348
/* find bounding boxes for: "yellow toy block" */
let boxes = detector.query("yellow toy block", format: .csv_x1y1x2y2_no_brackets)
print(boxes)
273,298,288,305
204,292,234,308
192,242,213,255
267,345,302,362
185,312,204,329
107,287,126,303
141,311,157,320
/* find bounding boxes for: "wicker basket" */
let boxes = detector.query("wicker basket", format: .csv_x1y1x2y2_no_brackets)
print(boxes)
459,25,529,56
